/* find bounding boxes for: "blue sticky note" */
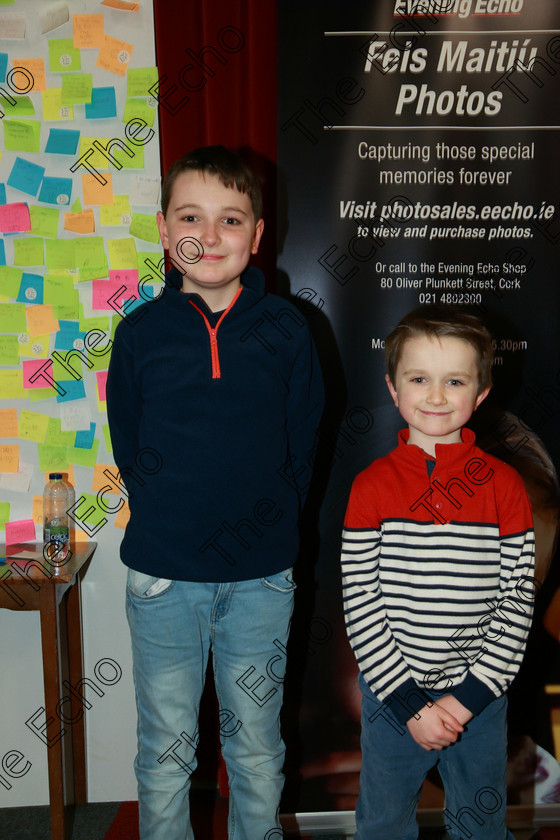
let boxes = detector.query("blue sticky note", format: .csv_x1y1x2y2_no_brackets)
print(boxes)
7,157,45,197
0,54,7,85
0,240,5,266
75,422,96,449
54,320,86,350
17,272,44,304
56,379,86,403
85,87,117,119
38,177,72,205
0,184,6,205
45,128,80,155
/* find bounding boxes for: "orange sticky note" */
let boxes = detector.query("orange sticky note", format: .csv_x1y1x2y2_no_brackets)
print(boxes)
32,495,43,525
6,519,36,544
0,444,19,473
92,462,120,494
0,408,19,437
102,0,139,9
114,499,130,529
96,35,133,77
43,466,75,486
82,173,113,205
13,58,47,92
73,14,105,49
64,208,95,234
26,304,59,336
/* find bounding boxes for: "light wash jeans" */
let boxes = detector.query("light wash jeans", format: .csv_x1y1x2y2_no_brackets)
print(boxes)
355,673,515,840
126,567,295,840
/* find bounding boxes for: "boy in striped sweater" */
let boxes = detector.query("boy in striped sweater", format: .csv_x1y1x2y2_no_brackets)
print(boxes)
341,306,535,839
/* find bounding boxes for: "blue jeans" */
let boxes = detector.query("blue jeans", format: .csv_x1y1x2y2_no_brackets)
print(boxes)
126,567,296,840
355,673,515,840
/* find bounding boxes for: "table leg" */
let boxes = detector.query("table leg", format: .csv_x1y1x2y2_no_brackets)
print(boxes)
66,575,87,804
39,585,67,840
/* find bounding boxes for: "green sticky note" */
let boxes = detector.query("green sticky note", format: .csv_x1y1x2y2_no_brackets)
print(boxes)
0,303,26,332
61,73,93,105
52,352,82,383
118,141,144,170
54,295,79,321
107,237,136,268
127,67,159,97
0,95,35,117
28,387,55,402
38,444,69,473
122,97,156,127
43,273,75,305
74,236,106,271
45,416,76,447
0,266,25,298
19,409,50,442
129,213,160,244
71,196,82,213
46,239,76,270
88,349,111,373
3,119,41,153
78,136,110,171
102,423,112,453
68,439,99,468
0,335,19,365
48,39,81,73
0,502,10,530
30,205,60,239
79,264,109,283
13,237,44,267
71,491,105,530
78,306,109,333
137,251,164,283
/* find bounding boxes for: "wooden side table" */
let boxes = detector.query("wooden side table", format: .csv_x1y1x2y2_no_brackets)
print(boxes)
0,541,96,840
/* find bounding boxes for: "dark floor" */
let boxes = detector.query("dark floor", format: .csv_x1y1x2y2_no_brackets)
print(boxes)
0,802,555,840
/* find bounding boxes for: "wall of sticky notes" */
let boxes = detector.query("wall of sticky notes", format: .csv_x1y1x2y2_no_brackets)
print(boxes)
0,0,161,806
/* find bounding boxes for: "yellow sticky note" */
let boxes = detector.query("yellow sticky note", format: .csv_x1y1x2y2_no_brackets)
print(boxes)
129,213,160,244
0,444,19,473
25,304,59,336
99,195,131,226
17,332,50,358
45,417,76,447
64,208,95,234
0,408,18,437
96,35,133,77
82,173,113,206
32,495,43,525
18,409,49,442
0,370,25,399
42,88,74,121
123,98,156,127
13,58,46,92
78,136,110,171
72,14,105,49
107,237,137,268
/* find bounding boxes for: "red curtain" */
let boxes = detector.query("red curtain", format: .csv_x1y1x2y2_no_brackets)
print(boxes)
152,0,278,280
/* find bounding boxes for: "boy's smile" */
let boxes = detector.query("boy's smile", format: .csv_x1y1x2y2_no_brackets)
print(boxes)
385,334,489,455
156,170,264,310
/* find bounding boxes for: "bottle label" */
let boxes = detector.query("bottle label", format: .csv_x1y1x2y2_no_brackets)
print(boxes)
44,525,69,563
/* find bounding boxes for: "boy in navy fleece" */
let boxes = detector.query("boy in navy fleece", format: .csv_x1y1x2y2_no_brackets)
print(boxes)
107,146,324,840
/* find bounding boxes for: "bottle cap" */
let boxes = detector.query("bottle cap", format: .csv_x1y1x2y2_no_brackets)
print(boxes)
49,472,63,479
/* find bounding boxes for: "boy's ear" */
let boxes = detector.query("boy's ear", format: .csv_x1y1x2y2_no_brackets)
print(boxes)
474,385,491,410
156,211,169,250
251,219,264,255
385,374,399,407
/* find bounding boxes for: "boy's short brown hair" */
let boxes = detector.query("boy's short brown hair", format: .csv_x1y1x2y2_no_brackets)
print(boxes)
384,305,493,393
161,145,263,221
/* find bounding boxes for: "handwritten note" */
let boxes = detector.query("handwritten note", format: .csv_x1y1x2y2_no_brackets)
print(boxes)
6,519,35,544
13,58,46,91
64,208,94,234
72,14,104,49
0,408,18,437
0,444,19,473
96,34,133,77
0,202,30,233
7,157,45,196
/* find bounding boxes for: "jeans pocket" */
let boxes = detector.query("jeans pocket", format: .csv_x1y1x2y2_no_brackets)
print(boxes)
260,567,296,593
126,568,174,599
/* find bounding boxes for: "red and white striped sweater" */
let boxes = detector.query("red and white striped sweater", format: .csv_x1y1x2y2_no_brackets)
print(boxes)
341,427,535,725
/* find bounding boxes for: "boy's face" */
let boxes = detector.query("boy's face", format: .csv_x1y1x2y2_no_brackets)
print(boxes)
385,334,489,454
156,170,264,304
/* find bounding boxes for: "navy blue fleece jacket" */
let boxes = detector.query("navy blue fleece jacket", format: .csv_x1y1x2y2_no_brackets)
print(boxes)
106,266,324,582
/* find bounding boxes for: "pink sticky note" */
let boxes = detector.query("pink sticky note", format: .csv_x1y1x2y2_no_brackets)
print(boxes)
6,519,36,544
23,358,54,389
0,203,31,234
91,279,114,310
96,370,108,401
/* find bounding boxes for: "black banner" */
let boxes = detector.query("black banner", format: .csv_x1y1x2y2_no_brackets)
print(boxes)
279,0,560,818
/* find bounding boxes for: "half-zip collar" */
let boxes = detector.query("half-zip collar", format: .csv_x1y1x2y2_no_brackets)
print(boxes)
189,287,243,379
